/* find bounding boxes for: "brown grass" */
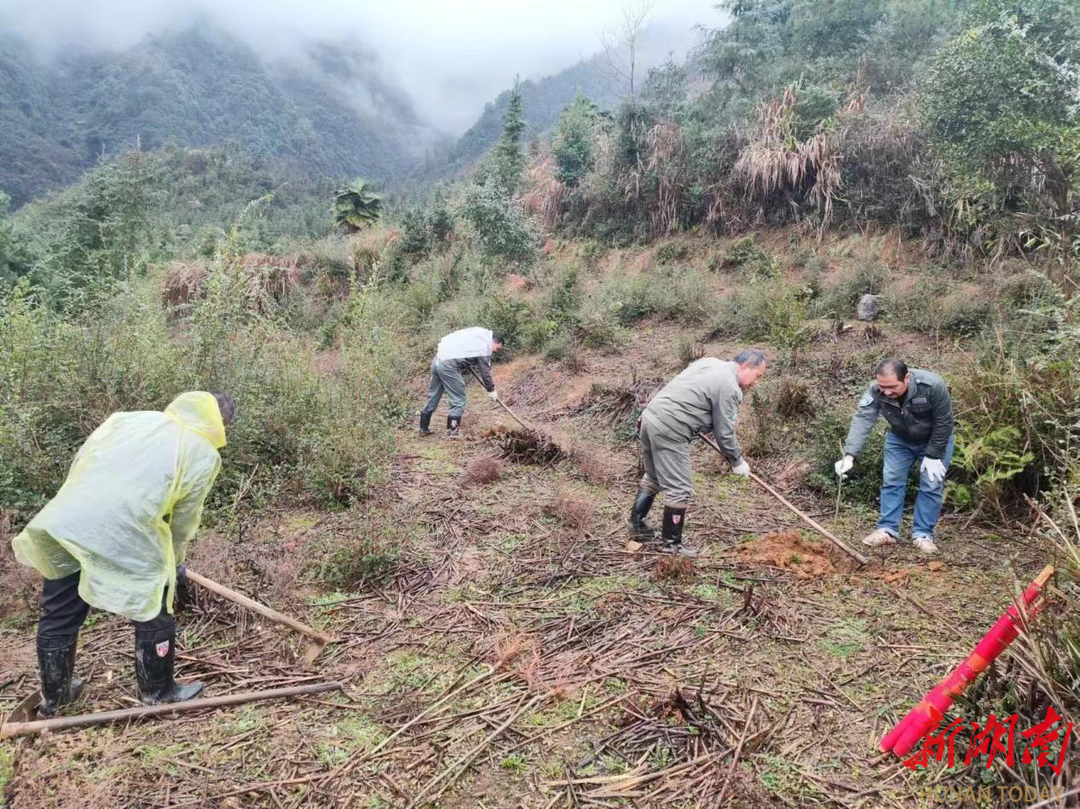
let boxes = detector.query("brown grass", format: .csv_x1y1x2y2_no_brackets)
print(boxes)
522,152,566,231
461,456,505,488
653,555,695,582
735,85,843,229
545,491,594,533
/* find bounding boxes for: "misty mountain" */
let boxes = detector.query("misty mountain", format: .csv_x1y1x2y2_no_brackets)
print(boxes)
420,20,701,184
0,24,447,206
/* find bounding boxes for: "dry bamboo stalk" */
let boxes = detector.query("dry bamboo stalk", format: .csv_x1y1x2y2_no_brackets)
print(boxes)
336,666,493,778
408,693,545,807
715,697,758,805
185,570,333,665
1,682,343,738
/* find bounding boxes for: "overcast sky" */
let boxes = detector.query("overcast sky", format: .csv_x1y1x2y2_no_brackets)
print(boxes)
0,0,723,133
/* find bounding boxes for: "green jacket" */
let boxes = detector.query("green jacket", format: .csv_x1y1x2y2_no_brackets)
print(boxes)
843,369,954,459
643,358,745,464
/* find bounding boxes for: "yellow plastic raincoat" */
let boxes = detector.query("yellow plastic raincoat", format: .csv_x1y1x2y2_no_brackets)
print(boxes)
12,392,225,622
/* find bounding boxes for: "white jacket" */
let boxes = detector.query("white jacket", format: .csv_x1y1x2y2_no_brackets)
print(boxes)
436,327,494,362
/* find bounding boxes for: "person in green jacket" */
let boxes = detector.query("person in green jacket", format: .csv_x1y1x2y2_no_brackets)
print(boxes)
629,350,767,556
12,391,234,716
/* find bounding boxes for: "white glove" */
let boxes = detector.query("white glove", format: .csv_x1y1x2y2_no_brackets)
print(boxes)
488,390,499,401
921,457,946,484
835,455,855,479
731,460,750,477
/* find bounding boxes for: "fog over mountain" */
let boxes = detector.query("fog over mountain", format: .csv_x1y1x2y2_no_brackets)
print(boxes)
1,0,714,135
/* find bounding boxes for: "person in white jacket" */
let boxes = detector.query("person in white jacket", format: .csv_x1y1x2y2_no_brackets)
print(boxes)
419,328,503,437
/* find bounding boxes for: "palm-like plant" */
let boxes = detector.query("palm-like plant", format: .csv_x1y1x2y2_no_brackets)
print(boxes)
332,179,382,233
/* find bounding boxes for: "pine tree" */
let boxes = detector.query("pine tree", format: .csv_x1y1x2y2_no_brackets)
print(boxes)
490,79,527,195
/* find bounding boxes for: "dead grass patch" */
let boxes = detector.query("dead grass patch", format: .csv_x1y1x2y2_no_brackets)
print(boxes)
461,456,505,488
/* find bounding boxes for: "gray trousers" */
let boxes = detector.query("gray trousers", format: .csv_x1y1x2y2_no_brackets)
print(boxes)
639,418,694,507
422,359,468,419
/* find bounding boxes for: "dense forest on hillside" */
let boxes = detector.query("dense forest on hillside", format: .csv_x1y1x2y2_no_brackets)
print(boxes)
0,0,1078,805
0,25,442,206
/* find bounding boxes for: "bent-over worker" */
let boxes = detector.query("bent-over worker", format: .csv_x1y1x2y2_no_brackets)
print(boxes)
629,349,767,556
419,327,504,438
12,391,235,716
836,358,954,555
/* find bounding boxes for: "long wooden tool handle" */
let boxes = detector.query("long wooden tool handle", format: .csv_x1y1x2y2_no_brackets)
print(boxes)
468,367,531,430
496,398,531,431
748,472,870,565
186,570,332,644
696,433,870,566
1,681,343,738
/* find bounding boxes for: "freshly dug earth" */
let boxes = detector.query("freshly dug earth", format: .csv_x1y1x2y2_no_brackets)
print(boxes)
735,530,837,578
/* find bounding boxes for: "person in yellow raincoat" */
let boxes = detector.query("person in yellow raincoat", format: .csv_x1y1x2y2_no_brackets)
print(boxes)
12,391,234,716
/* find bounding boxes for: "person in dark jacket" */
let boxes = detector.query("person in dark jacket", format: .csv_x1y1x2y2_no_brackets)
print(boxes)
629,349,767,556
419,328,503,438
836,358,955,555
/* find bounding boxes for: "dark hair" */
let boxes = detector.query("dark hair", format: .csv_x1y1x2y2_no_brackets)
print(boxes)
491,331,505,345
213,392,236,426
733,348,767,367
875,358,908,381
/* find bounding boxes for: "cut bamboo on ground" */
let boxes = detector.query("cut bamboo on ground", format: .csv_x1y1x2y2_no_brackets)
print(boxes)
0,681,343,738
696,432,870,565
186,569,335,664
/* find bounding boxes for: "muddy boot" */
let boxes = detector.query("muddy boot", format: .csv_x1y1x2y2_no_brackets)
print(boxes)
446,415,462,439
36,634,84,718
419,411,434,436
628,489,657,539
135,628,204,706
660,506,698,558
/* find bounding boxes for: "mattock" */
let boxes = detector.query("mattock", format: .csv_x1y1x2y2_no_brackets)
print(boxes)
185,569,335,664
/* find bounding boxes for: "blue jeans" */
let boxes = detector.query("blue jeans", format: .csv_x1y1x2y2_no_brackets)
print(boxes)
877,432,955,539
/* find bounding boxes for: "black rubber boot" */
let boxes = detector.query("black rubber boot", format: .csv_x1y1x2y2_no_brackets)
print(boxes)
661,506,698,557
628,489,657,538
419,411,433,436
36,634,84,717
135,627,204,706
446,415,461,438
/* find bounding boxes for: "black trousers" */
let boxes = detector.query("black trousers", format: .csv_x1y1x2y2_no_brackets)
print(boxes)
38,571,174,640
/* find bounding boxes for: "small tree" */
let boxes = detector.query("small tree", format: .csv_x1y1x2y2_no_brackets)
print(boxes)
489,80,528,195
599,1,653,96
332,179,382,233
457,183,540,266
552,95,601,188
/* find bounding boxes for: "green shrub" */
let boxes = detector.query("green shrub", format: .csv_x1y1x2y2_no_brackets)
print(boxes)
587,267,717,328
0,247,411,518
577,304,627,349
654,242,689,265
885,278,992,337
457,183,540,266
720,236,778,278
709,279,809,350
